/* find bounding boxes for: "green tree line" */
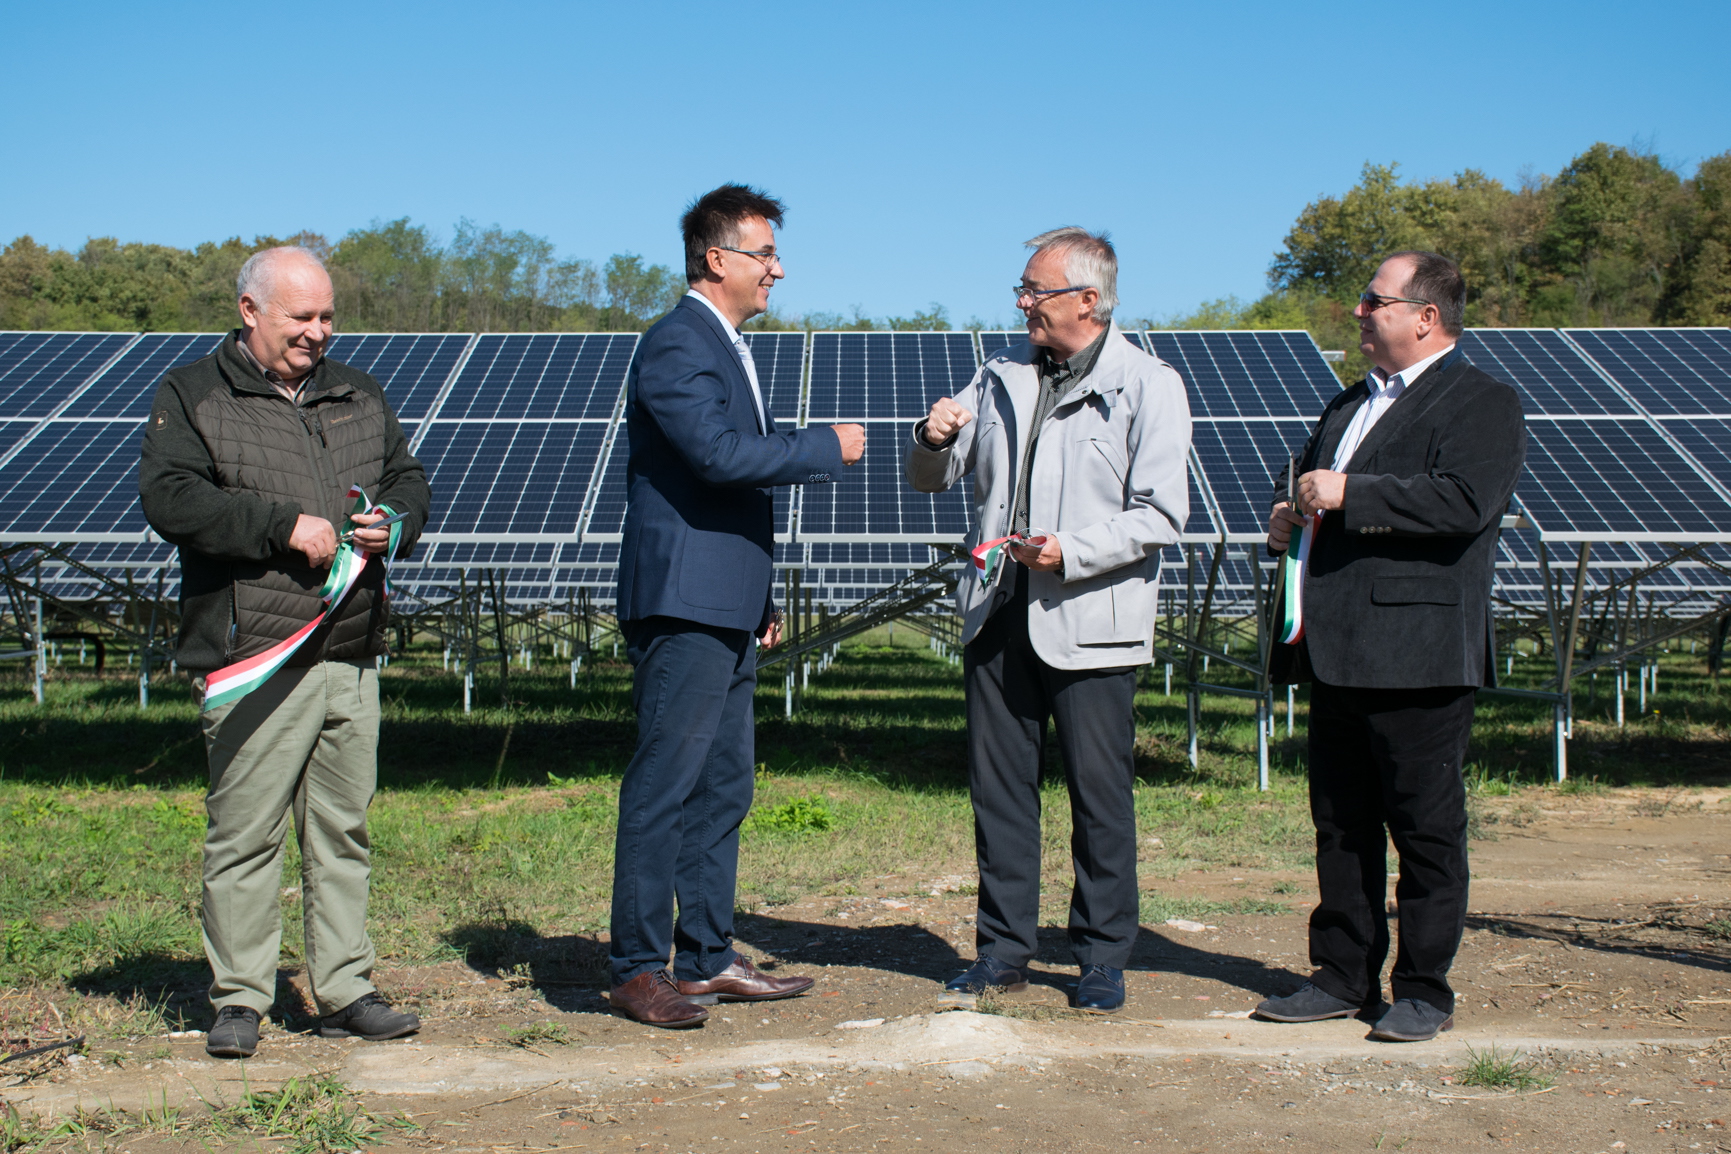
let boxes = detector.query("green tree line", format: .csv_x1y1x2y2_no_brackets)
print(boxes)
4,141,1725,356
1152,142,1731,379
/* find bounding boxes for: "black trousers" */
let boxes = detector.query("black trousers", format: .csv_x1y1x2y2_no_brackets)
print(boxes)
963,570,1140,970
1306,680,1475,1014
609,617,757,985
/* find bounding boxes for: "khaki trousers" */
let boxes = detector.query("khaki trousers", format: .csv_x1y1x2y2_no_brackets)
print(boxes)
199,659,380,1016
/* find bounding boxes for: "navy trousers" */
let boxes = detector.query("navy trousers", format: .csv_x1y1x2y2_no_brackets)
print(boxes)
609,616,757,985
1306,680,1475,1014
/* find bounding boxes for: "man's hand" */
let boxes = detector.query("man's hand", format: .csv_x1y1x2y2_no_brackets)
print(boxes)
1267,502,1305,552
1009,534,1063,573
1297,469,1347,515
923,397,973,445
348,511,394,556
831,423,865,464
759,611,783,649
289,513,338,569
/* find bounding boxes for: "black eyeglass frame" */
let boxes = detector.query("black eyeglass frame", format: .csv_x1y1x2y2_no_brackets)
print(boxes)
1014,283,1093,304
1358,291,1433,311
715,245,783,267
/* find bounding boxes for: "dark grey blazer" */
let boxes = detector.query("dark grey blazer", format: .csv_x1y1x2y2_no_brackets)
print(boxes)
1269,348,1526,689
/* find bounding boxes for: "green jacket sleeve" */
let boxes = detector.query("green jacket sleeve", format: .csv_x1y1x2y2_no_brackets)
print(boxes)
137,377,301,560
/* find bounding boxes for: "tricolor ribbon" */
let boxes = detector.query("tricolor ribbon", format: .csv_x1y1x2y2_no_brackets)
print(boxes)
201,485,401,710
970,530,1049,585
1276,511,1317,645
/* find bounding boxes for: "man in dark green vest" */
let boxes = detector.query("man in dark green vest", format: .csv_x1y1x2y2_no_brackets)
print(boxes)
139,246,430,1058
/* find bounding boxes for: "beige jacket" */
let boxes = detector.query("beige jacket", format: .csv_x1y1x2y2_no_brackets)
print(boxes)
905,328,1191,670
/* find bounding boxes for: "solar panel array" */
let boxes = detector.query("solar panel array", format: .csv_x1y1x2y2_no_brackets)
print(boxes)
1,325,1728,611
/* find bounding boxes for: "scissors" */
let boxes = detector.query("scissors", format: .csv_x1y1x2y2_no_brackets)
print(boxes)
340,509,412,543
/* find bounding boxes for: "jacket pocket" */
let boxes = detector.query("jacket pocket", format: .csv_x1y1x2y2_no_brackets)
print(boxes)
678,533,745,612
1371,576,1460,605
1089,437,1128,487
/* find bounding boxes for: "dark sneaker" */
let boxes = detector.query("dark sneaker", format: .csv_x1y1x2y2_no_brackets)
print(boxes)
319,992,421,1040
1254,981,1359,1023
206,1005,261,1058
1072,964,1125,1012
939,955,1028,1007
1368,998,1454,1042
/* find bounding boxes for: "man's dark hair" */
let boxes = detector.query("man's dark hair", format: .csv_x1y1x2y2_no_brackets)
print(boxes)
682,184,786,284
1387,250,1466,336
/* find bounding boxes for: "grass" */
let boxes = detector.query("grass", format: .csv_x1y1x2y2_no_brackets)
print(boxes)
501,1020,572,1048
0,1075,415,1153
1457,1044,1554,1092
0,625,1722,1041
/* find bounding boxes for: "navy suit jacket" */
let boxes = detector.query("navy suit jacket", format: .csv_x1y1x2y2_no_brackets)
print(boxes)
616,295,846,633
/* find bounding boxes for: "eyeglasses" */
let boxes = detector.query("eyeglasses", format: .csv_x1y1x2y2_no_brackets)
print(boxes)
1014,284,1091,304
717,246,783,269
1358,291,1431,312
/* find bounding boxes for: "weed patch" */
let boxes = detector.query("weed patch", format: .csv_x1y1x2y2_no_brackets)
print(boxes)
1458,1045,1553,1091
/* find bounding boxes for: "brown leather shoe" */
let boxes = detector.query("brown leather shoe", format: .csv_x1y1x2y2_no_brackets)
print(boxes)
608,970,709,1028
674,956,815,1005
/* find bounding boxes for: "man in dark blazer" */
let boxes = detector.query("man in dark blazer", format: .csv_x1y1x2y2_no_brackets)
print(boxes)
1255,251,1524,1042
608,185,864,1028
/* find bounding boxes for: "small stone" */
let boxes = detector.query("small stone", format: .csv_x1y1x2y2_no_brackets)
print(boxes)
837,1019,885,1029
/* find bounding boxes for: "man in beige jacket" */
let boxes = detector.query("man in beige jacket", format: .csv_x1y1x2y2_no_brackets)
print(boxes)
905,228,1191,1012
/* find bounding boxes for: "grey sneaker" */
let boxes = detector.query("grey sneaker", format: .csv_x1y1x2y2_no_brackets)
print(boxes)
205,1005,261,1058
1254,982,1359,1023
319,992,421,1040
1368,998,1453,1042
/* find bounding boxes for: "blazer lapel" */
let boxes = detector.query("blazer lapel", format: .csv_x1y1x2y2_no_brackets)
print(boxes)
1343,347,1465,473
677,296,762,434
1314,383,1369,471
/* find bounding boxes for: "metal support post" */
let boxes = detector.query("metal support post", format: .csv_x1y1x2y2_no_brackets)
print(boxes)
1255,695,1269,791
32,598,44,706
1286,684,1295,737
1553,543,1592,781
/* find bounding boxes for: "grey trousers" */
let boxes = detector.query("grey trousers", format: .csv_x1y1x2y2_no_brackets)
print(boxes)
198,659,380,1016
963,572,1141,970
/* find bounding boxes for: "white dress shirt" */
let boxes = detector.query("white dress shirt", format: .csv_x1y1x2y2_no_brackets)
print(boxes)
1329,343,1455,471
685,289,767,432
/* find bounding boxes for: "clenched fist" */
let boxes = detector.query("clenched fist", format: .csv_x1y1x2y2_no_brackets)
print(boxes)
289,513,338,569
830,423,865,464
923,397,974,445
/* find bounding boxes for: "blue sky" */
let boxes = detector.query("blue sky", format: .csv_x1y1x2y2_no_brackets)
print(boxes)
3,1,1726,326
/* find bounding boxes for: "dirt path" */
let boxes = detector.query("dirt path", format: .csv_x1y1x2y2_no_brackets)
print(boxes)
9,793,1731,1152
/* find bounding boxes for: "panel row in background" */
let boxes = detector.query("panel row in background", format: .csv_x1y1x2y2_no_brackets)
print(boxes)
0,328,1727,552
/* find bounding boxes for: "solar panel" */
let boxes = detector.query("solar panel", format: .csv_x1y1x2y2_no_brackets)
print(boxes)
1517,418,1731,540
1189,420,1313,538
414,421,606,537
1144,331,1340,418
0,333,136,419
327,333,472,420
978,330,1146,361
796,424,971,540
435,333,637,420
741,331,808,422
1565,328,1731,417
1460,330,1636,416
1661,417,1731,491
806,332,978,421
0,421,148,538
64,333,225,418
0,420,42,459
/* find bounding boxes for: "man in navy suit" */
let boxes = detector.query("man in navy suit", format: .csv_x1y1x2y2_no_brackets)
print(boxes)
608,185,864,1028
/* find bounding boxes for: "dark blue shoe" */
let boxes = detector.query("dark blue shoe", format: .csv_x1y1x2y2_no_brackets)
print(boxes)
939,955,1027,1007
1072,964,1125,1012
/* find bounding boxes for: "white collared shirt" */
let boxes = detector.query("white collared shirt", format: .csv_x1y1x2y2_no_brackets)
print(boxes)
1329,343,1456,471
685,289,767,432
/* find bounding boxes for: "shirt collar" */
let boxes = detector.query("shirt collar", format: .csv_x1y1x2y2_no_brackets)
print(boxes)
1370,342,1456,393
686,289,744,344
1037,326,1110,388
235,332,313,400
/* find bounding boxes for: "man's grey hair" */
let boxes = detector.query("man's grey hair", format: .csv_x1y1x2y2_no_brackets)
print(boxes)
1024,227,1118,323
236,246,328,304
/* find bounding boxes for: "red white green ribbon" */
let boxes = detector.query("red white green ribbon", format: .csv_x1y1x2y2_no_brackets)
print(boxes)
971,536,1016,584
1276,511,1317,645
201,485,400,710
